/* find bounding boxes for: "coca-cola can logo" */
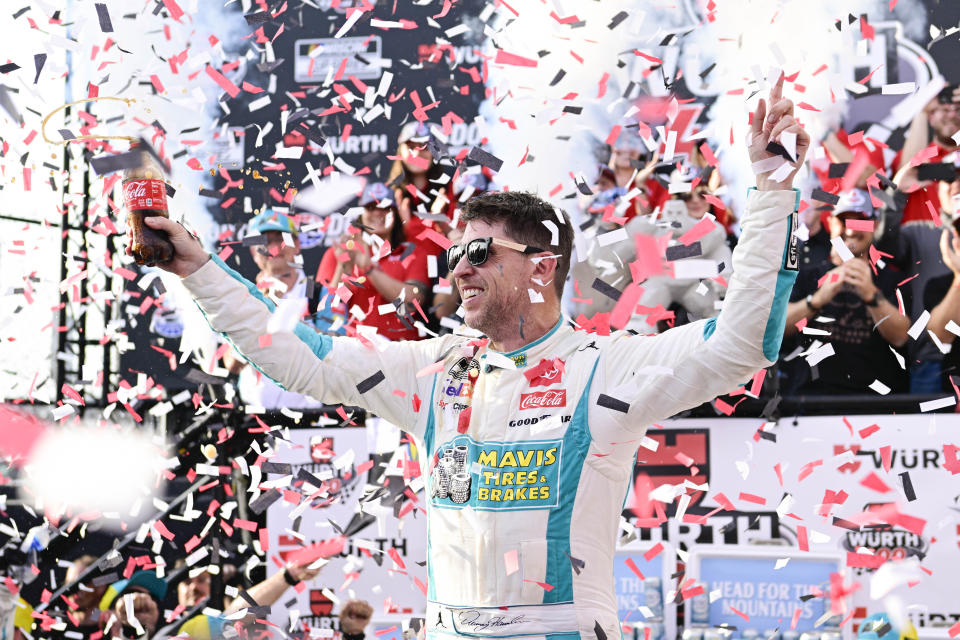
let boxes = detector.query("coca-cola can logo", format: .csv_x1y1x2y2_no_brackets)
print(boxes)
519,390,566,410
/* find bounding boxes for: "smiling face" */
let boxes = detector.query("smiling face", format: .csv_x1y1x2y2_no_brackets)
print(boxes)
177,571,210,608
451,220,535,339
929,102,960,143
250,230,300,272
828,213,875,258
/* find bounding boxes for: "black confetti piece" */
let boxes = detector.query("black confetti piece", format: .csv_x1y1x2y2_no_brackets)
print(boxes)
566,553,586,576
597,394,630,413
831,516,861,531
827,163,850,178
244,11,273,24
33,53,46,84
665,241,703,261
765,140,794,161
898,471,916,501
296,468,324,487
184,368,228,385
260,462,292,474
152,278,166,295
608,11,628,29
92,572,120,587
549,69,566,86
574,177,593,196
876,623,892,638
699,62,716,80
356,370,386,394
591,278,622,301
811,188,840,205
0,63,21,74
95,3,114,31
758,430,776,442
58,129,76,141
798,593,816,602
242,234,268,246
198,188,221,198
164,183,176,198
594,621,607,640
562,105,583,114
89,150,144,176
13,7,30,19
249,489,282,514
467,146,503,172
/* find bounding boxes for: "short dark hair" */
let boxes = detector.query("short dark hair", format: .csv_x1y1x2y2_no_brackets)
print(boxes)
460,191,573,298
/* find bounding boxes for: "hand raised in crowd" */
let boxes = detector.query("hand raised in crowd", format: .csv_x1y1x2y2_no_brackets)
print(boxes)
124,216,209,278
339,599,374,634
811,263,848,309
842,258,879,303
342,232,373,271
748,72,811,191
633,149,661,186
285,557,323,583
110,593,159,638
940,228,960,277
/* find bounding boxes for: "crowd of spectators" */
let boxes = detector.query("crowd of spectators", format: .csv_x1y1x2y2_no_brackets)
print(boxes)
8,553,373,640
215,81,960,411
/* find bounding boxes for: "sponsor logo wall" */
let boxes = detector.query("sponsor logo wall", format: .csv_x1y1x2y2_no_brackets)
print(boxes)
265,424,427,629
642,416,960,633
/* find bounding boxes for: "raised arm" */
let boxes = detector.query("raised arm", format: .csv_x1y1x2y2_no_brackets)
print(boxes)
929,229,960,343
131,216,447,435
598,74,810,429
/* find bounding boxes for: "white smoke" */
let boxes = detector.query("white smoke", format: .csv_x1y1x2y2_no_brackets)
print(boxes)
478,0,928,218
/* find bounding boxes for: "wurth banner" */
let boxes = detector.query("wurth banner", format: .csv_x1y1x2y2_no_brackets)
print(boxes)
625,415,960,633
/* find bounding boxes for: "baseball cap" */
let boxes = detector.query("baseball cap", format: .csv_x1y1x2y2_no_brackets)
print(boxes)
98,570,168,611
359,182,397,208
250,209,298,235
834,188,876,218
398,121,435,144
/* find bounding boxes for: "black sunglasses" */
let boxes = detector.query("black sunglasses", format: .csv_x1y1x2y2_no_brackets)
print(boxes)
447,237,545,269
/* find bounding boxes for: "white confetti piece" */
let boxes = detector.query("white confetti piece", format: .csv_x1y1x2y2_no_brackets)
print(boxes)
869,380,891,395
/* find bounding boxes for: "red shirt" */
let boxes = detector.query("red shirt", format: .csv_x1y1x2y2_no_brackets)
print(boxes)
893,144,952,225
319,242,431,341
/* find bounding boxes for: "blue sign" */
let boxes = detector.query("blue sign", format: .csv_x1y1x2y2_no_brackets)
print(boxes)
431,435,563,511
613,550,664,622
698,555,837,632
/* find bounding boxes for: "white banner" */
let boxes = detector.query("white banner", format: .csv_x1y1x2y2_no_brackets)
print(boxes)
264,422,427,632
625,415,960,635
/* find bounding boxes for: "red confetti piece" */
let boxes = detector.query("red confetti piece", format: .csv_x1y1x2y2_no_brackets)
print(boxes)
643,542,664,562
730,606,750,622
948,621,960,638
633,50,663,65
797,525,809,551
494,50,537,67
522,579,554,591
860,472,892,493
161,0,185,20
738,492,766,505
844,218,874,232
625,557,645,580
205,65,240,98
797,102,821,112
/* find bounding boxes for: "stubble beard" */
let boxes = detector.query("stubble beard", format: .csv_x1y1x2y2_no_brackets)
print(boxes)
467,288,524,343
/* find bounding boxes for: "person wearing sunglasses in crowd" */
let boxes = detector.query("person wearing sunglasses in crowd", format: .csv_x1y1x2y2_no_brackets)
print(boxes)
134,76,807,639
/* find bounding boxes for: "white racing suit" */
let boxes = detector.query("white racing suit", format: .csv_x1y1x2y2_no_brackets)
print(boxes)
180,189,799,640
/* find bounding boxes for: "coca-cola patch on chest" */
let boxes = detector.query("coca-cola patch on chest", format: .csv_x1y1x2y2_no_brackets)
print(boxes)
123,179,168,211
519,389,566,410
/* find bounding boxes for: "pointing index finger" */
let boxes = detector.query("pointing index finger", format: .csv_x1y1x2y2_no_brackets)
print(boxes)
769,71,784,106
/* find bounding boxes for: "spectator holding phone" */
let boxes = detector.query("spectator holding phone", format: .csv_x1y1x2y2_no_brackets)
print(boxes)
892,83,960,224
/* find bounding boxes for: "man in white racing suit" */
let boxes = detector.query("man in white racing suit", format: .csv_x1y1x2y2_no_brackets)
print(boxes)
137,78,808,639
